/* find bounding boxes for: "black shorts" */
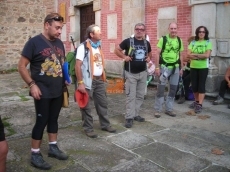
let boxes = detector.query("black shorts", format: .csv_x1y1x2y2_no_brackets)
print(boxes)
190,68,208,93
0,117,6,141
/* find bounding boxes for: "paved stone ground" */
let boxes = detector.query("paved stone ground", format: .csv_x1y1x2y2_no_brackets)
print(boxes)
0,72,230,172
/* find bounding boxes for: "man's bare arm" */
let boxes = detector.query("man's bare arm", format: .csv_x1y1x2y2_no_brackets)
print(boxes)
18,56,33,84
114,45,132,62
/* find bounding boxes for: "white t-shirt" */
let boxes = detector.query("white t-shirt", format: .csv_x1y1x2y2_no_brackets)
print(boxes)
92,48,103,76
76,44,103,76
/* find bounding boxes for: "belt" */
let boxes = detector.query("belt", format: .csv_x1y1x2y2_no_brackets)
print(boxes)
93,75,102,80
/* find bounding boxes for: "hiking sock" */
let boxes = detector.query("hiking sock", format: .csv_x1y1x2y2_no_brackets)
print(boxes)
31,148,40,153
49,141,57,145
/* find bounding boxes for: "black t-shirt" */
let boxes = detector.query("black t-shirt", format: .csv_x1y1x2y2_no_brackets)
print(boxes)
119,37,151,73
21,34,65,98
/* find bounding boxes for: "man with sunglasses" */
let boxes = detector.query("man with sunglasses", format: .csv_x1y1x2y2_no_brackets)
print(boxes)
114,23,152,128
18,13,68,170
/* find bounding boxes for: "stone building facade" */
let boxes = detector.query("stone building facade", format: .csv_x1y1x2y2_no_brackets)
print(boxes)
0,0,56,70
0,0,230,94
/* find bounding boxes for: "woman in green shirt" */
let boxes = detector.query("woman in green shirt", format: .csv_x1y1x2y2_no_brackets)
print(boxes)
187,26,212,113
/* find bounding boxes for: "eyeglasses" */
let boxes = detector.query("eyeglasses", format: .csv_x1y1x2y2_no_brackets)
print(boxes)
135,28,145,32
198,31,206,33
46,16,64,22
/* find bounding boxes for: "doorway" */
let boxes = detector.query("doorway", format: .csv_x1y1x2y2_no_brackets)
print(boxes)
80,4,95,42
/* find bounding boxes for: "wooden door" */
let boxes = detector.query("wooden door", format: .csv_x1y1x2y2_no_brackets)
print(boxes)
80,4,95,42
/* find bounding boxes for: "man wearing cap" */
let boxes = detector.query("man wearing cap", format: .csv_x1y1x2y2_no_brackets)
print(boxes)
18,13,68,170
75,24,116,138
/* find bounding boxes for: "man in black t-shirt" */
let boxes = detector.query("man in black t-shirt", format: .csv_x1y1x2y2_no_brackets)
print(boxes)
114,23,152,128
18,13,68,170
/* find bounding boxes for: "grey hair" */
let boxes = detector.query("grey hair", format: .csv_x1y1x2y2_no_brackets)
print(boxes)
134,23,146,29
85,24,99,39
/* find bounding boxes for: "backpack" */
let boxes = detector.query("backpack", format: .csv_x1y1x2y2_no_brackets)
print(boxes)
66,41,89,83
175,76,184,100
129,37,148,57
126,37,148,72
159,36,181,67
187,86,195,101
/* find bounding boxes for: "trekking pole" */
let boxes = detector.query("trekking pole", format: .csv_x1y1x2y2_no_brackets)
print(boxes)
70,36,76,49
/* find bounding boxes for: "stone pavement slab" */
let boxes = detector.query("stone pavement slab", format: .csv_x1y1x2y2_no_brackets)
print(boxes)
133,142,211,172
1,72,230,171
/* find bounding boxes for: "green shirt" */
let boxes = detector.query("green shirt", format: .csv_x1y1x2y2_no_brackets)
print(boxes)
188,40,212,69
157,34,184,67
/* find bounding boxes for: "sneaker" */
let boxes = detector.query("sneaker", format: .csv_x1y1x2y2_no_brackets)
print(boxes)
165,111,176,117
189,101,197,109
31,152,51,170
194,104,202,114
48,144,68,160
154,112,161,118
85,131,98,138
213,96,224,105
177,97,185,104
134,115,145,122
102,126,116,133
125,119,133,128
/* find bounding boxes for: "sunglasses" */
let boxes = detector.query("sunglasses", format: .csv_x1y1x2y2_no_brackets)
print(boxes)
198,31,206,33
135,28,145,32
46,16,64,22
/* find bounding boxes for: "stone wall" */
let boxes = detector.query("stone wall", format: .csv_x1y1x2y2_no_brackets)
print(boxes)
0,0,55,71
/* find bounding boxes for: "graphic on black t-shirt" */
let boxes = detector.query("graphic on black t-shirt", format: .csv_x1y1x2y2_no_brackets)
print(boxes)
133,45,146,61
39,47,63,77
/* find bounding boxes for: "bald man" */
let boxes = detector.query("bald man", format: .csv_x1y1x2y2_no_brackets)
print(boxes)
154,22,184,118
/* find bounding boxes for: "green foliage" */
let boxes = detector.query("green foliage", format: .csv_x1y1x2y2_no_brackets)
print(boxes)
0,68,18,74
19,95,29,101
2,117,16,136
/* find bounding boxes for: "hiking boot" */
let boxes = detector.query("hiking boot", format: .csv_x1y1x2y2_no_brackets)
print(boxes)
85,131,98,138
177,96,185,104
165,111,176,117
134,115,145,122
189,101,197,109
102,126,116,133
125,119,133,128
194,104,202,113
154,112,161,118
31,152,51,170
48,144,68,160
213,96,224,105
